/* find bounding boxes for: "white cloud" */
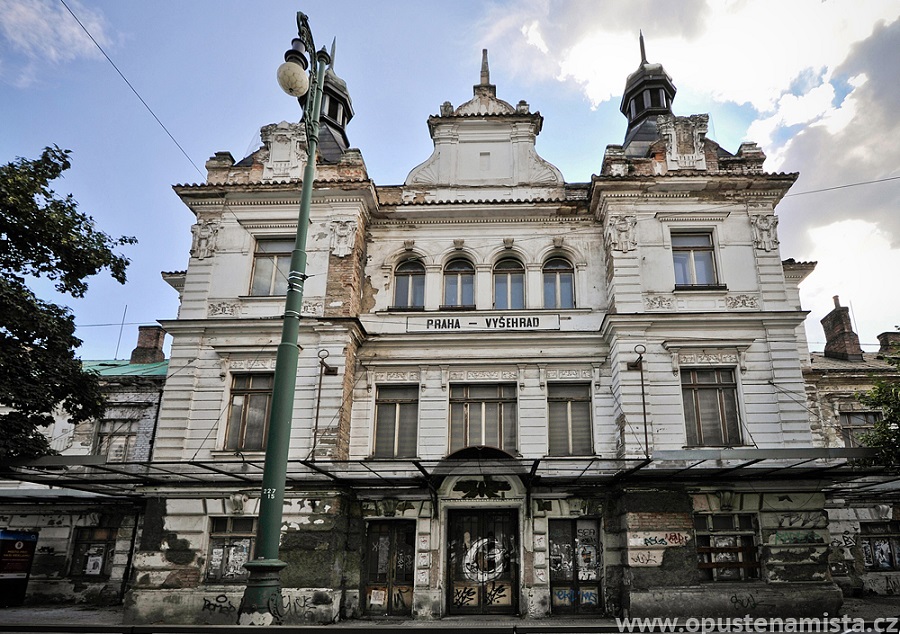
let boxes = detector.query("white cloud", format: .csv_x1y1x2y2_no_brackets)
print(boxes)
0,0,112,85
558,31,641,107
800,220,900,350
521,21,549,55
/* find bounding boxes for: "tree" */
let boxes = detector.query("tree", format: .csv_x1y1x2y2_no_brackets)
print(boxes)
0,146,136,459
857,342,900,469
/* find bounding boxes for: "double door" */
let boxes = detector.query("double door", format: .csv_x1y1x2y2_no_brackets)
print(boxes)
364,521,415,616
447,509,518,614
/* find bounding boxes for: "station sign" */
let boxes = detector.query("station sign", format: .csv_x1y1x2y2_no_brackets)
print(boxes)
407,314,560,333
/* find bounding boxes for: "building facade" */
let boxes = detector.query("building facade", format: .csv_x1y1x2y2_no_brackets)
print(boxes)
803,300,900,597
0,328,166,606
4,45,896,623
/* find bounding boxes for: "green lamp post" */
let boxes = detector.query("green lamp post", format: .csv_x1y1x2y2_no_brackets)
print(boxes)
237,11,330,626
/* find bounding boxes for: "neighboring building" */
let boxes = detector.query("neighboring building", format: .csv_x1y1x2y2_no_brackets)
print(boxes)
0,327,166,605
803,300,900,596
3,43,895,622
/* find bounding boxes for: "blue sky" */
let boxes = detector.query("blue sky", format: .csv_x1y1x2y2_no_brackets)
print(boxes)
2,0,899,359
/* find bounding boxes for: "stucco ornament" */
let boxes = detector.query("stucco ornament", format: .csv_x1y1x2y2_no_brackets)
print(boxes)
751,214,779,252
190,220,218,259
658,114,708,171
330,220,356,257
260,121,307,182
607,215,637,252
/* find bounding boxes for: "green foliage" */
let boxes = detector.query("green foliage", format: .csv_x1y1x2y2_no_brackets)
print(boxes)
0,146,135,459
857,346,900,469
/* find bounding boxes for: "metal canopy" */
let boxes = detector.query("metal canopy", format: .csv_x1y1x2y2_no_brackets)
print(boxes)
1,448,894,499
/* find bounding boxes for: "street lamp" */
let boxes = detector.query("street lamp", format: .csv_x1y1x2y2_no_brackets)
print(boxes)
237,11,331,626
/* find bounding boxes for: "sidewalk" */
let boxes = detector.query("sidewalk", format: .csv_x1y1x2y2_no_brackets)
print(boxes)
0,596,898,628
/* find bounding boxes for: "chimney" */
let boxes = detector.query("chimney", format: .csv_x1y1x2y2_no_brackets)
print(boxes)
130,326,166,364
820,296,864,361
877,331,900,357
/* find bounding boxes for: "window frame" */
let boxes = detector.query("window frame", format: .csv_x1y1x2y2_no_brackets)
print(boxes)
391,260,426,310
225,374,273,452
70,526,117,579
442,259,476,309
249,238,294,297
840,411,882,448
859,521,900,571
493,258,525,310
95,418,139,463
373,385,419,458
543,257,575,309
206,517,258,583
694,512,760,582
671,231,722,289
681,367,742,447
547,383,593,456
449,384,518,454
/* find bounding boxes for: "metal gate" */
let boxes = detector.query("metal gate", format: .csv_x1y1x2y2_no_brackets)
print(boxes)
364,520,415,615
447,509,518,615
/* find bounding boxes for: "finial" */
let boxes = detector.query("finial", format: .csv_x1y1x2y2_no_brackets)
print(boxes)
330,37,336,67
639,30,647,64
481,49,490,85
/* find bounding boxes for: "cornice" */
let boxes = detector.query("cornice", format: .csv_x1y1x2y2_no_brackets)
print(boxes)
369,216,595,226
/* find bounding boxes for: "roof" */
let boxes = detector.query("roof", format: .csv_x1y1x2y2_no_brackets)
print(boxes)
807,352,897,373
82,360,169,377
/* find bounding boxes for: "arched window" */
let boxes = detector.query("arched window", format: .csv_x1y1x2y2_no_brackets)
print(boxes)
493,259,525,309
393,260,425,309
443,259,475,308
543,258,574,309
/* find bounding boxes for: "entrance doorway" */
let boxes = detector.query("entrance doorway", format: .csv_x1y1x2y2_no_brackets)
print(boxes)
549,518,602,613
447,509,518,615
364,520,415,615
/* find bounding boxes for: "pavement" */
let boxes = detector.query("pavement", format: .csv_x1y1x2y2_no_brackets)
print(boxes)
0,596,897,629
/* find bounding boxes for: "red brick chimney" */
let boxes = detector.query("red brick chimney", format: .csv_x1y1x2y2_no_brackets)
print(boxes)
820,296,864,361
877,331,900,357
129,326,166,364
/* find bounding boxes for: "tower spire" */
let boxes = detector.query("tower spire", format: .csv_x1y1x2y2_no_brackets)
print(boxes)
618,32,677,156
480,49,490,85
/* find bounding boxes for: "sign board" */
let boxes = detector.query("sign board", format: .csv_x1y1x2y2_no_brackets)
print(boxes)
0,530,38,607
407,314,560,333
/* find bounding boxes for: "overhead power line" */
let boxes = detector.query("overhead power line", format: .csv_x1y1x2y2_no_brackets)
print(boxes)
58,0,204,178
784,175,900,198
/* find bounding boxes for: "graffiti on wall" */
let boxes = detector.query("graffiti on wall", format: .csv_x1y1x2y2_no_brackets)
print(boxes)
627,531,692,548
777,511,827,529
773,531,825,545
628,550,660,566
201,594,236,616
626,531,692,567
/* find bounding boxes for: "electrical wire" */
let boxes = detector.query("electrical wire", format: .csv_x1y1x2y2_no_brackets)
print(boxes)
58,0,204,178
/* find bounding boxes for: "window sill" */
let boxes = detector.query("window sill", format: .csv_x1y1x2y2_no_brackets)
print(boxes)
682,444,751,449
674,285,728,292
439,305,477,311
387,306,425,312
210,450,266,458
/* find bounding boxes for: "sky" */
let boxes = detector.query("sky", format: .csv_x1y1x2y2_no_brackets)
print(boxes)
2,0,898,359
